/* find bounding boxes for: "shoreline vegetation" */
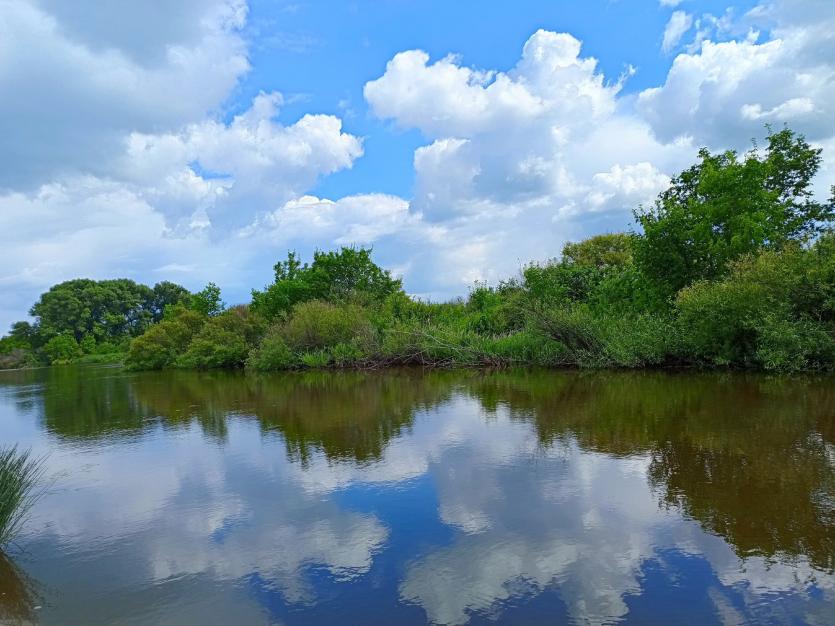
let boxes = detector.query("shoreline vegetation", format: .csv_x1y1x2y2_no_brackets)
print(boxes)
2,127,834,374
0,447,45,551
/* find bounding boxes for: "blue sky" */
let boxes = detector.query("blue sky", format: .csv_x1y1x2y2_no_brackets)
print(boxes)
1,0,833,329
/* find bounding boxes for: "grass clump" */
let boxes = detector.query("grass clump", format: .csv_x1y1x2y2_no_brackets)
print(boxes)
0,447,46,548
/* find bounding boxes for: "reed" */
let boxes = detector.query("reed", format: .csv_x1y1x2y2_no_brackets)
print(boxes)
0,447,45,548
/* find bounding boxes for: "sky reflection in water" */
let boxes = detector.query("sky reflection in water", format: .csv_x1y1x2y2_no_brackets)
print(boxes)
0,366,833,625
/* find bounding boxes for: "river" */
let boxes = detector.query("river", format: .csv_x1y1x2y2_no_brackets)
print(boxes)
0,365,833,625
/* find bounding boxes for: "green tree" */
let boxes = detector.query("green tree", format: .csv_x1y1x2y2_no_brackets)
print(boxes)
189,282,225,317
150,281,191,322
124,309,205,370
634,127,835,296
251,247,403,319
29,278,157,343
562,233,634,269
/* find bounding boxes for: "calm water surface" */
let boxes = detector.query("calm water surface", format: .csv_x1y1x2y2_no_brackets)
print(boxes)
0,366,833,625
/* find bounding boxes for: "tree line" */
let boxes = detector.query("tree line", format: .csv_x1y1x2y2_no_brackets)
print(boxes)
2,127,834,372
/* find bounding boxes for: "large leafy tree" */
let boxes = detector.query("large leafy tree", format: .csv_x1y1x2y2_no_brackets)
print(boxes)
28,278,189,344
150,281,192,322
634,128,835,296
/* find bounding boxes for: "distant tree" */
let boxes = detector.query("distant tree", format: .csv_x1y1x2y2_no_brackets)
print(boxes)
251,247,403,319
29,278,155,343
634,127,835,296
561,233,634,269
189,282,225,317
0,322,36,354
150,282,191,322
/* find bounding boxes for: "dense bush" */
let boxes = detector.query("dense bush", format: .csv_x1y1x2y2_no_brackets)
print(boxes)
246,331,295,371
124,309,205,370
176,306,263,369
675,241,835,370
43,334,82,364
281,301,377,353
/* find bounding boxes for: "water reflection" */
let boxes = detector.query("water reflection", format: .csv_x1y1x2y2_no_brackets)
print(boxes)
0,366,833,625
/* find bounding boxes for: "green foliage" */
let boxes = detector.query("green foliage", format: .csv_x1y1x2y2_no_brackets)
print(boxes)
124,309,205,370
0,349,33,370
150,281,191,322
21,127,834,375
246,331,295,371
189,282,224,317
300,350,332,368
9,278,190,361
43,334,82,364
466,282,525,335
176,307,263,369
475,330,566,365
281,301,377,353
31,278,151,342
0,447,45,547
330,341,366,366
635,128,835,296
562,233,634,268
251,247,403,319
0,322,35,354
675,241,835,370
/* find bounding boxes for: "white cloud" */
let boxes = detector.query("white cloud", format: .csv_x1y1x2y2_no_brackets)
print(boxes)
662,11,694,53
242,193,414,244
639,0,835,148
0,0,250,190
0,1,365,328
363,29,693,296
659,0,684,6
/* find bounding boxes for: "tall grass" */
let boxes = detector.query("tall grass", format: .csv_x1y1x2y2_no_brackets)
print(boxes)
0,447,45,548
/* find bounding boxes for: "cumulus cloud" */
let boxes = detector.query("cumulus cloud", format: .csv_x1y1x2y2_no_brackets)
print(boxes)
639,0,835,149
363,29,693,295
0,1,367,328
0,0,250,190
242,193,413,245
121,91,364,228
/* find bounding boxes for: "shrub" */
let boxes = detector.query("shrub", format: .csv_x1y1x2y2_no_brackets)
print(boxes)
124,310,205,370
466,282,526,335
282,301,377,353
674,245,835,370
42,334,82,364
246,331,295,371
300,350,332,368
756,315,835,372
0,349,33,370
175,307,263,369
176,328,249,369
0,447,45,547
251,247,403,319
331,341,366,366
476,330,566,365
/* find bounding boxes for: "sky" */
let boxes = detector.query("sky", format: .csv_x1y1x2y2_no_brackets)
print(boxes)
1,0,834,330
